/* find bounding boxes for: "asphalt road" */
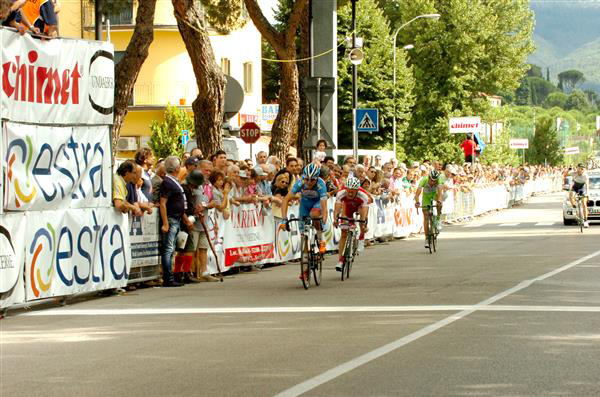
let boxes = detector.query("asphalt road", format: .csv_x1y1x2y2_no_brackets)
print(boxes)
2,192,600,397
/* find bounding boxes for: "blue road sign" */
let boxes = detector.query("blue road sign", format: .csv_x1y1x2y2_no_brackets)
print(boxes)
356,108,378,132
181,130,189,146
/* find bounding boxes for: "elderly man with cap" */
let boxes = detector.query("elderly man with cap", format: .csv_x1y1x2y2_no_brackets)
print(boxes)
178,155,200,182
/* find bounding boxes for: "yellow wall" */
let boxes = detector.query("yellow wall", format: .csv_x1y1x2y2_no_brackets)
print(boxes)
59,0,83,39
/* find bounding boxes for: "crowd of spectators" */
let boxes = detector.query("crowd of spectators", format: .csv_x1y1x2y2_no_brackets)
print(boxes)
113,141,564,287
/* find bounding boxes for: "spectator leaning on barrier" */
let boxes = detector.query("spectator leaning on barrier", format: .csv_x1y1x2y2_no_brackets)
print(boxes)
159,156,187,288
126,164,154,215
1,0,38,35
21,0,58,37
113,160,143,217
209,170,231,219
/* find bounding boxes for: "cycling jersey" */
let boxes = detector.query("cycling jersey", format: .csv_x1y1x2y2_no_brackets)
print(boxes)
418,177,441,206
336,187,369,217
291,177,328,219
570,172,588,196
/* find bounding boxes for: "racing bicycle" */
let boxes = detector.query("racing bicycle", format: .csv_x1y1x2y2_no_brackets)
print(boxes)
285,217,323,289
337,215,367,281
422,204,441,254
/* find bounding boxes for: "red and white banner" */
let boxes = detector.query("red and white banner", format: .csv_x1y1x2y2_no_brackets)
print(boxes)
0,213,26,308
4,122,112,211
221,204,276,267
449,117,481,134
1,29,114,125
24,207,130,301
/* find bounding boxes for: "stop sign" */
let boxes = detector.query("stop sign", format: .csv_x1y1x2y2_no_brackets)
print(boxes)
240,122,261,144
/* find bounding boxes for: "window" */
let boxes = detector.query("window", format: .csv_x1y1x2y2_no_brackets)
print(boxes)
221,58,231,75
243,62,253,94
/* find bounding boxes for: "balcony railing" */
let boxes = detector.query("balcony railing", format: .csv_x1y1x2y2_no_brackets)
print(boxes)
130,82,198,107
82,0,180,29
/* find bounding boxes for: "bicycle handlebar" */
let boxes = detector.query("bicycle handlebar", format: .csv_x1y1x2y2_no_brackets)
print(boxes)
337,216,367,223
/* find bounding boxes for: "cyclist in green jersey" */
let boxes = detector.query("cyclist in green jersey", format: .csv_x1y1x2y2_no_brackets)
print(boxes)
415,170,444,248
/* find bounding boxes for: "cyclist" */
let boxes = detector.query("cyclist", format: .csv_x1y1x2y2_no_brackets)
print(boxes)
569,163,589,228
415,170,444,249
333,177,370,272
280,164,329,277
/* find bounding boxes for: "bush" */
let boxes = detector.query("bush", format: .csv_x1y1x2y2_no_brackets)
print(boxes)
149,105,195,160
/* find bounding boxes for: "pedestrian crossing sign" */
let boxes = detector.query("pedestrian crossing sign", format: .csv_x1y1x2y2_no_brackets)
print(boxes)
356,108,378,132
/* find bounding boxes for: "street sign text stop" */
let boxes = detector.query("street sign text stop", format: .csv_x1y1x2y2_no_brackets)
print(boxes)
240,122,261,144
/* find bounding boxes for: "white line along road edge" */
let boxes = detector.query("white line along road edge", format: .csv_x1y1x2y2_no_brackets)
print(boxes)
273,248,600,397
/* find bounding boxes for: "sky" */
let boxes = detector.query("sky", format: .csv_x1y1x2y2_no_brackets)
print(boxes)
260,0,278,23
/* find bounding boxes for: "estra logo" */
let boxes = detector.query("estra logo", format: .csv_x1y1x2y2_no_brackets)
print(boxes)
28,211,129,298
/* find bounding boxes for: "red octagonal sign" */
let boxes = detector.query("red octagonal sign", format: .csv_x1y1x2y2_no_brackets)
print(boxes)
240,122,261,144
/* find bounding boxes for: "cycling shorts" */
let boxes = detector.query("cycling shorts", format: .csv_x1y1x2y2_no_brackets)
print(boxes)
572,182,586,196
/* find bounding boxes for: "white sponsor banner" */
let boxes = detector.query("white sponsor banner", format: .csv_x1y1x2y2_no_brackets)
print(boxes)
596,115,600,131
509,139,529,149
4,122,112,211
24,208,131,301
1,29,114,125
222,204,276,267
565,147,580,155
260,104,279,131
449,117,481,134
128,212,160,281
0,213,26,308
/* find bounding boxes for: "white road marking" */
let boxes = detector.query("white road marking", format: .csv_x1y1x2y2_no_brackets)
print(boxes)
499,223,520,227
273,248,600,397
464,224,483,228
21,305,600,316
535,222,556,226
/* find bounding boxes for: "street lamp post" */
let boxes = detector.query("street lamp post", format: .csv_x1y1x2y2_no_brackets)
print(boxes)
352,0,358,160
392,13,440,157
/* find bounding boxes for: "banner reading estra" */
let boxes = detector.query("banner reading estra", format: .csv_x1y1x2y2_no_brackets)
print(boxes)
0,29,114,125
4,122,112,211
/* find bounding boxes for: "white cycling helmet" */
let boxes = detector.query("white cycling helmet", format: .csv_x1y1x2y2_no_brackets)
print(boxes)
346,176,361,190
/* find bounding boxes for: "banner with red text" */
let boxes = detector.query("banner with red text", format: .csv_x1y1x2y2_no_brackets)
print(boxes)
221,204,275,267
4,122,112,211
0,29,114,125
24,208,131,301
0,213,26,308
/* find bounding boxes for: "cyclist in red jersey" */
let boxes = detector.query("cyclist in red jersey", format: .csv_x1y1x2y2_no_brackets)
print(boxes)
333,177,370,272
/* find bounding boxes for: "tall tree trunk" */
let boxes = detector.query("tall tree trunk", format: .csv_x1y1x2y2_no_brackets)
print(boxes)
271,59,299,158
244,0,308,160
113,0,158,159
172,0,225,157
296,5,310,161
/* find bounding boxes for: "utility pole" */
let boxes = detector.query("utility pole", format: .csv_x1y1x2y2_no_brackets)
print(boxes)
351,0,358,160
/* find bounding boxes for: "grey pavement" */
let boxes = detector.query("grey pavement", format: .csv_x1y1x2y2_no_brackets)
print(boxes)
2,192,600,397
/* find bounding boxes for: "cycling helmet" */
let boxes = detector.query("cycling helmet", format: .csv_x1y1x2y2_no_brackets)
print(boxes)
429,170,440,180
578,163,585,168
346,176,361,190
303,163,321,179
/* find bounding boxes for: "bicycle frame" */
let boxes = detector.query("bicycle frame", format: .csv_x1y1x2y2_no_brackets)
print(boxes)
338,215,366,280
286,216,323,289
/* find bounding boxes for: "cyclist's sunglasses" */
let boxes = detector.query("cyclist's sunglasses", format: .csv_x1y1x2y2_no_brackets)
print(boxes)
305,178,317,182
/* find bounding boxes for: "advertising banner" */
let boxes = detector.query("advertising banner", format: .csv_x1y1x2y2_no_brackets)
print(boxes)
0,213,26,308
4,122,112,211
0,29,114,125
260,104,279,131
449,117,481,134
128,212,160,281
24,208,131,301
222,204,276,267
509,139,529,149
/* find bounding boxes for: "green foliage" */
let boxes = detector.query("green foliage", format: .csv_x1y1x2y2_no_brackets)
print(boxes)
392,0,534,163
543,91,568,109
149,105,195,159
203,0,248,33
557,69,585,93
565,89,589,112
529,115,563,165
336,0,415,153
479,125,520,166
88,0,131,15
515,79,531,106
262,40,280,102
528,77,558,106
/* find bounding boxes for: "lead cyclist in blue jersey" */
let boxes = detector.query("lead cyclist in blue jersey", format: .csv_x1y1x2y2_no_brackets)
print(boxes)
280,163,329,256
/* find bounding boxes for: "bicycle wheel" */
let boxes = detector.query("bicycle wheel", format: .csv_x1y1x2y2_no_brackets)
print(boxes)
341,231,352,281
432,216,438,253
300,235,310,289
577,200,584,233
345,233,354,280
427,214,433,254
313,236,323,286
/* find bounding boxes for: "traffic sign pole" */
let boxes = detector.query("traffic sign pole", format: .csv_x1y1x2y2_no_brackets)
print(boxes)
316,77,321,142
